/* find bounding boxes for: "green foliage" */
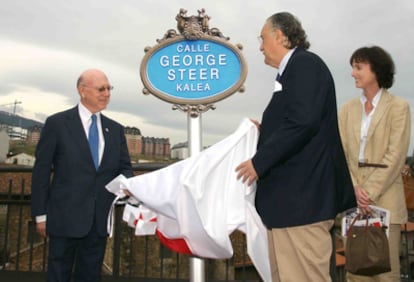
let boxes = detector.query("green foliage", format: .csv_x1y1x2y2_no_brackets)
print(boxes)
8,142,37,156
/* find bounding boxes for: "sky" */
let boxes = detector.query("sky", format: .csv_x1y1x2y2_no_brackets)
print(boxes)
1,0,414,152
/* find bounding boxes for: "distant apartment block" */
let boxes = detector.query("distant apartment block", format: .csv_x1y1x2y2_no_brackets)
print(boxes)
142,136,171,159
7,125,27,141
170,141,189,160
27,125,41,144
124,126,143,156
2,123,172,160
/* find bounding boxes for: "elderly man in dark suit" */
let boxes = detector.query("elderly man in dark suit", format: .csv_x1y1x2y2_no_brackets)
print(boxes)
31,69,133,282
236,12,356,281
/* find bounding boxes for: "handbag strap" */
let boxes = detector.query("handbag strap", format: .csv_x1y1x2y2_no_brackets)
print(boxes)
346,213,370,236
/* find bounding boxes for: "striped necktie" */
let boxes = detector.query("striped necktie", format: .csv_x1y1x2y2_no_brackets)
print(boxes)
88,114,99,170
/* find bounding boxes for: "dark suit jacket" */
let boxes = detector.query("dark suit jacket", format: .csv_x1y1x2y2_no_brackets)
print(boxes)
31,106,133,237
252,48,356,228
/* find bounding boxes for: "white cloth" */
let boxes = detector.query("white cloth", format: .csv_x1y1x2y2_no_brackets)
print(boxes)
106,118,271,282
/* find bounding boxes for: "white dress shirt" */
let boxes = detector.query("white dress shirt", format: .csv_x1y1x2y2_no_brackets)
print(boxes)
78,102,105,165
359,89,383,162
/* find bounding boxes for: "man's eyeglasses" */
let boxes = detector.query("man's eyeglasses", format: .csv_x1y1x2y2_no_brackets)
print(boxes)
81,84,114,92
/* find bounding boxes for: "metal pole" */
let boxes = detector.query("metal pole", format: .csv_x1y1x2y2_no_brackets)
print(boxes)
187,112,205,282
190,257,206,282
188,113,202,155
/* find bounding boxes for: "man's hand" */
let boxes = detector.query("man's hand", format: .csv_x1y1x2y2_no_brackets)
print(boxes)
249,119,260,129
36,221,47,238
123,189,132,197
235,159,258,186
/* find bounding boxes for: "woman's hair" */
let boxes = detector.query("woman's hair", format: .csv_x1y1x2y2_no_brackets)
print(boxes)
267,12,310,50
350,46,395,89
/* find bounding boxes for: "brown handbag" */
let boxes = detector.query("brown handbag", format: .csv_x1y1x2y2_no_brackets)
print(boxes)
345,214,391,276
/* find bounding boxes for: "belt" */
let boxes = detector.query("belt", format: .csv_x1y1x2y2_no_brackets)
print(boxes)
358,162,388,168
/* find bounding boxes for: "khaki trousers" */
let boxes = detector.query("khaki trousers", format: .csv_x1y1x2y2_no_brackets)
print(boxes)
267,219,334,282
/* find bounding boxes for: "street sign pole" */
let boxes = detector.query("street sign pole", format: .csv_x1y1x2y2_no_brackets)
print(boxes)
140,9,247,282
187,112,205,282
188,113,202,156
190,256,205,282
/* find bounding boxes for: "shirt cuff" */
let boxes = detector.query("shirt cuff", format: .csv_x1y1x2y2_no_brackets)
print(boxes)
35,215,47,223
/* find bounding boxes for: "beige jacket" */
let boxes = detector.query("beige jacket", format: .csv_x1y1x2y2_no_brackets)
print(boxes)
339,90,411,223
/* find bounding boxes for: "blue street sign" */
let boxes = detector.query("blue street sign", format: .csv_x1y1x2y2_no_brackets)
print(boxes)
141,36,247,105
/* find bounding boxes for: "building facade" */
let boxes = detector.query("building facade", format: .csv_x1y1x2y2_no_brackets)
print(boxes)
170,141,189,160
141,137,171,159
5,153,36,166
26,125,41,144
124,126,143,158
2,123,172,163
